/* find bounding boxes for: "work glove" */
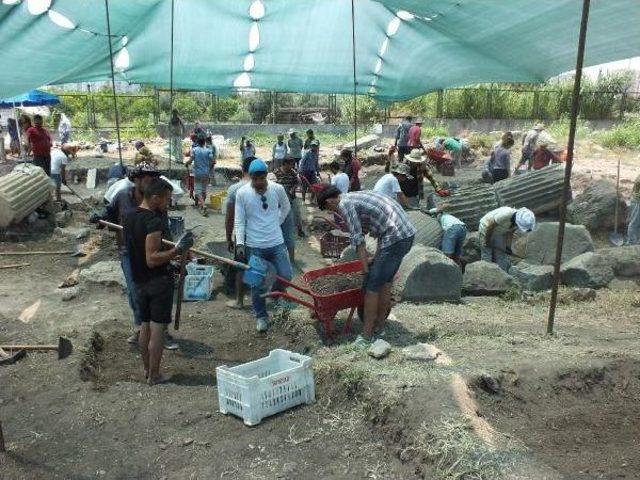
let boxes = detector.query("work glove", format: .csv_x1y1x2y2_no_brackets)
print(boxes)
89,209,106,228
435,188,451,197
235,244,246,263
174,231,194,255
505,245,513,256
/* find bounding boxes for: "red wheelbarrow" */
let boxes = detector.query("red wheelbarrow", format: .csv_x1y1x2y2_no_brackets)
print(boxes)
265,260,365,340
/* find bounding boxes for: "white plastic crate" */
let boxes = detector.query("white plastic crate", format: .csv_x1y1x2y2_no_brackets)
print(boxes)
183,263,214,301
216,349,315,426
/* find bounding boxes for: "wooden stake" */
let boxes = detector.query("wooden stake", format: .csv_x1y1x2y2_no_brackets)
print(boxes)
0,251,74,256
0,421,6,452
0,263,30,269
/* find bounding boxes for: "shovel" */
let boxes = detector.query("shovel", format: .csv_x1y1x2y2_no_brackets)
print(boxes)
64,183,93,209
609,155,624,247
97,220,273,288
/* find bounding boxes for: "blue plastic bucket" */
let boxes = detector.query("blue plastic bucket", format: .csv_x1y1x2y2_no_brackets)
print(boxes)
243,255,271,287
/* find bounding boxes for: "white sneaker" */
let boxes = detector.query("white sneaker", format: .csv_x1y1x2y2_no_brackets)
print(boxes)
256,318,269,332
353,335,371,349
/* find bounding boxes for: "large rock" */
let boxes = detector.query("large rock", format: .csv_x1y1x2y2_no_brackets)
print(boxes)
338,236,377,263
461,231,480,265
395,245,462,303
509,262,555,291
79,261,125,288
567,179,627,231
560,252,614,288
513,222,594,266
596,245,640,277
406,211,443,249
342,134,379,152
368,339,391,359
463,261,519,296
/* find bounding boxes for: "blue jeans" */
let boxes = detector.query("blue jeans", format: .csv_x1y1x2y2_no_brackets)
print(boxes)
441,224,467,256
248,243,292,320
281,211,296,253
121,253,143,327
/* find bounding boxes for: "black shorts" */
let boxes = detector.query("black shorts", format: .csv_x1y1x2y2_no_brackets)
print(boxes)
136,276,175,324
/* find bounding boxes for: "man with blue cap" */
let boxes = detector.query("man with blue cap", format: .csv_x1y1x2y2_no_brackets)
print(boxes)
234,159,293,332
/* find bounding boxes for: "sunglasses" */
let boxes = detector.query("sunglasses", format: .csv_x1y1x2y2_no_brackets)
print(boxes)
261,195,268,210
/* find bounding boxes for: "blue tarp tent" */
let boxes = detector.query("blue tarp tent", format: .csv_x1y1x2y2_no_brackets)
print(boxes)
0,90,60,108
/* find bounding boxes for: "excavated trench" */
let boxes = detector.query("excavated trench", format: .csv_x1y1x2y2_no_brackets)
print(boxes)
474,359,640,479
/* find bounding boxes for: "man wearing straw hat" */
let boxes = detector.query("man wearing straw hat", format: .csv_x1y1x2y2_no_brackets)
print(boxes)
520,122,545,169
403,149,446,205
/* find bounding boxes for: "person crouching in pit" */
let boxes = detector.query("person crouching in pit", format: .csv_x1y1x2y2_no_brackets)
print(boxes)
317,187,416,348
123,177,193,385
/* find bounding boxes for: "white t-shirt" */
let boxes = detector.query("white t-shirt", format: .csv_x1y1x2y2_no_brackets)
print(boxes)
331,172,350,194
50,149,68,175
373,173,402,199
234,182,291,249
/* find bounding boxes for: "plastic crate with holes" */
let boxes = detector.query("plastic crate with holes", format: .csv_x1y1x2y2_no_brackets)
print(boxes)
320,229,351,258
183,263,215,301
216,349,315,426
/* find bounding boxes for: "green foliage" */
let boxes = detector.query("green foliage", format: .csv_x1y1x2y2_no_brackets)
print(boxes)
338,95,384,127
172,94,204,121
120,117,157,141
391,72,637,121
597,118,640,149
213,97,241,121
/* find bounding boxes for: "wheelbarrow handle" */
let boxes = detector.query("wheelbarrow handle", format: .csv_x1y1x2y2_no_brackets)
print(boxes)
265,291,316,310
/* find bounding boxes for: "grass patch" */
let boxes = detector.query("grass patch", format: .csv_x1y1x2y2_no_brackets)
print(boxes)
500,286,522,302
414,415,516,480
595,118,640,149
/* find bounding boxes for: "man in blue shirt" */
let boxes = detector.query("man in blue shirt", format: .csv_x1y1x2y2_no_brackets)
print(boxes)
187,137,215,216
299,139,319,203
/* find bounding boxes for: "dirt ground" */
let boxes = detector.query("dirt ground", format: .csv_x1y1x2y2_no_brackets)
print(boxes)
1,136,640,479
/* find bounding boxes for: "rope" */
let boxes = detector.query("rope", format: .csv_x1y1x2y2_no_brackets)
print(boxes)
103,0,123,167
350,0,358,156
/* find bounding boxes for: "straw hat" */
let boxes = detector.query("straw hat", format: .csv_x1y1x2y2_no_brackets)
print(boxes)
414,117,424,124
391,163,414,179
407,149,424,162
534,123,545,131
287,128,297,134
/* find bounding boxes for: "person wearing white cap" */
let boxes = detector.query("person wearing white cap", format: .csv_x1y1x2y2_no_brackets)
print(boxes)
373,163,412,209
478,206,536,271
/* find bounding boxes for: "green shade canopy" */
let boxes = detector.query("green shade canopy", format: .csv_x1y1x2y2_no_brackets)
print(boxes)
1,0,639,101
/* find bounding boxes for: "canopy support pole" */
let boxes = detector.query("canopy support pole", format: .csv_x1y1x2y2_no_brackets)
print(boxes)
169,0,175,172
547,0,591,335
350,0,358,156
104,0,123,168
13,103,24,160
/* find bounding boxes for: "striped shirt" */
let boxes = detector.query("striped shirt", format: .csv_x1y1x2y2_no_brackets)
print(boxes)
338,191,417,249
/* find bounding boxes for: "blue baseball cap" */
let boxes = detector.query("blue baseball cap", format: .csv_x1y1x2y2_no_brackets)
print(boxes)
248,158,268,175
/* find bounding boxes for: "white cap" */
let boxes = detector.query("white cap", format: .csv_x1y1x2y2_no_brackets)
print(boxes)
515,207,536,232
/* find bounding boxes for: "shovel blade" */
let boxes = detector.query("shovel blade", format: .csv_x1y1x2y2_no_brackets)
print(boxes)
242,255,269,287
609,232,624,247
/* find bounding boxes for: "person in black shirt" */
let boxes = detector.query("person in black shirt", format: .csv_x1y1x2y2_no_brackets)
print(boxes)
124,177,191,385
